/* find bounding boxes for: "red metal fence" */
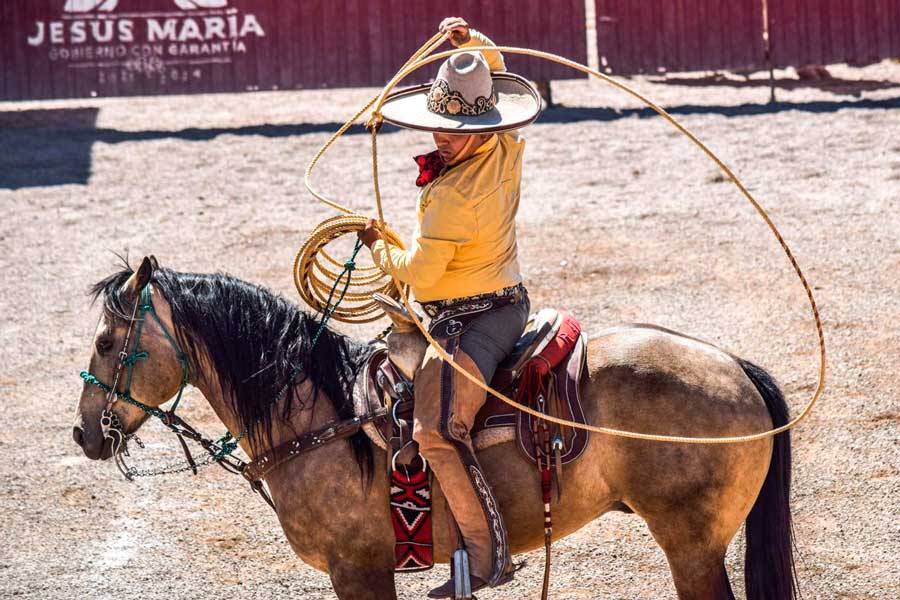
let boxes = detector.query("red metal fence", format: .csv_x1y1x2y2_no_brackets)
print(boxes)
595,0,900,75
0,0,586,101
4,1,897,101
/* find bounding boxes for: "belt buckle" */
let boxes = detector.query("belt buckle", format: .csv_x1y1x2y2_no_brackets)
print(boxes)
445,318,464,336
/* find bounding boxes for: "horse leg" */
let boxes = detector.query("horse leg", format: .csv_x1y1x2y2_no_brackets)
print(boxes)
328,563,397,600
643,515,735,600
661,546,734,600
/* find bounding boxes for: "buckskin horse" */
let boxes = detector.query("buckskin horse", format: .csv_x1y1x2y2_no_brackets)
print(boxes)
73,257,797,599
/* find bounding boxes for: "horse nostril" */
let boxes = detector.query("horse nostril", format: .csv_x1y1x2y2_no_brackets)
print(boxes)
73,426,85,447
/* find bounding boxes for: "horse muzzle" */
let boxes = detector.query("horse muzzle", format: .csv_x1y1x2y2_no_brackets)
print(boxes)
72,420,115,461
73,425,116,460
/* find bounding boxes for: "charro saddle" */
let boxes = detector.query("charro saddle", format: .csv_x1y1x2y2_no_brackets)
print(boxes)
358,298,591,468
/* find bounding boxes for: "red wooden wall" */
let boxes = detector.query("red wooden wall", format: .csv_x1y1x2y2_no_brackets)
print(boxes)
595,0,900,75
5,1,896,100
768,0,900,67
0,0,586,101
596,0,765,74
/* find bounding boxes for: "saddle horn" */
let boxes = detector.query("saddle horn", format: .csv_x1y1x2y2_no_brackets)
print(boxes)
372,292,423,331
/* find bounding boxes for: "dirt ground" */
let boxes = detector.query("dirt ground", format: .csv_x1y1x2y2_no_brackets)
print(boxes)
1,60,898,599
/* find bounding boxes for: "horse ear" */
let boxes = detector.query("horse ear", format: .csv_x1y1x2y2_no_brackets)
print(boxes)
372,292,420,331
148,255,160,270
123,256,154,298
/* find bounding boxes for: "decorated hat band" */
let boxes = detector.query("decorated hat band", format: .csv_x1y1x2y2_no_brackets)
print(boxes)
427,79,497,117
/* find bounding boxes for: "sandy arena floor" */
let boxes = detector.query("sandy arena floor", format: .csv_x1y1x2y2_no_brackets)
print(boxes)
1,61,898,599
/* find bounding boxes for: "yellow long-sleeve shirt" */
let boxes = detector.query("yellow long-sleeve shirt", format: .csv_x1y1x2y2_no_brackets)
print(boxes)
371,29,523,302
371,130,525,302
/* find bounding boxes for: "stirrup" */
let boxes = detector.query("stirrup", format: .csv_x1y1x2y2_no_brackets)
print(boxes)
453,548,472,599
426,556,523,599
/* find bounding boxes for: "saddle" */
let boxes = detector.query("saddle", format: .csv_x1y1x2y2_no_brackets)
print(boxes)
361,308,590,468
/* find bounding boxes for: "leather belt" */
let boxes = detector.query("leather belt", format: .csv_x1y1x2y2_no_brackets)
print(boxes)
420,283,526,318
422,283,527,339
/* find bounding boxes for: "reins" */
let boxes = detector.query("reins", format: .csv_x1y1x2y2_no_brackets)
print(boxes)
301,32,827,445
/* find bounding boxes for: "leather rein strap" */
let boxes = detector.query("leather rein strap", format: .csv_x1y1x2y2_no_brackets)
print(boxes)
81,277,391,512
242,407,390,507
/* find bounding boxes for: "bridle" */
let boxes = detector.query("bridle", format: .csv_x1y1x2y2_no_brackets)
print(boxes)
79,284,251,486
91,284,189,420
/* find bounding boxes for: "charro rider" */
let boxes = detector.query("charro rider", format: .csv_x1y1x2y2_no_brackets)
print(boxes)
358,16,542,598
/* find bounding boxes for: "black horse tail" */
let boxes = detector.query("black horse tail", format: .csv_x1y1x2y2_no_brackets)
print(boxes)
739,358,799,600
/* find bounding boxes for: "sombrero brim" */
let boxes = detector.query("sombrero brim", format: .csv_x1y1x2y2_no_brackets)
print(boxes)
380,73,542,134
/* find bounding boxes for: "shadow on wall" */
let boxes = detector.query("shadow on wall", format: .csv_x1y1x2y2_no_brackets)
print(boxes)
0,107,98,189
2,94,898,189
0,108,403,190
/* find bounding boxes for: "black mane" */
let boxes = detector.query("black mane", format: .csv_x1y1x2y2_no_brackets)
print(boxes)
90,262,376,482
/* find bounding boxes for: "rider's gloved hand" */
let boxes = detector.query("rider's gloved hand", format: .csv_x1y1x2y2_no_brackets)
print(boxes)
439,16,471,47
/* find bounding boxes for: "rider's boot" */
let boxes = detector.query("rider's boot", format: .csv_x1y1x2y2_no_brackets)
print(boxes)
426,568,518,599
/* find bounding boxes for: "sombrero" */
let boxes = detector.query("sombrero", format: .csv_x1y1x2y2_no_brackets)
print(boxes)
380,51,542,134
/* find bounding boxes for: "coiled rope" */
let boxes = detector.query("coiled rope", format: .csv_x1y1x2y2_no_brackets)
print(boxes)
293,214,407,323
301,33,827,444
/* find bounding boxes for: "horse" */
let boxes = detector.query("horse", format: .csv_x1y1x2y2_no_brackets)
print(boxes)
73,257,798,599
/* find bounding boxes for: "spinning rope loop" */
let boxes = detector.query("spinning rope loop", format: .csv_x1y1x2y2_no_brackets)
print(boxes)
300,32,827,444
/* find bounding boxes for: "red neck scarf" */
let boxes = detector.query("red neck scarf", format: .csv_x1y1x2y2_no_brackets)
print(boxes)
413,150,445,187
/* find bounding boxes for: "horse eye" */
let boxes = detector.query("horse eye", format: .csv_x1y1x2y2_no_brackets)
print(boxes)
96,337,114,356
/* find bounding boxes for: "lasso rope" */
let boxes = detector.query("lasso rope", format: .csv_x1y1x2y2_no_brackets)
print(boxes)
302,33,826,444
